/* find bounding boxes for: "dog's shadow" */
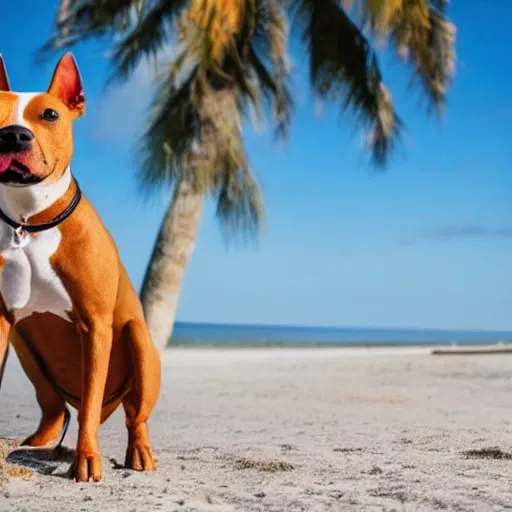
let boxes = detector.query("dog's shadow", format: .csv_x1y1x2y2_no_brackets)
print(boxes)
7,446,75,478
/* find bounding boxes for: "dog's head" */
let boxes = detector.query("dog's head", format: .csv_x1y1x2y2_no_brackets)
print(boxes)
0,53,84,187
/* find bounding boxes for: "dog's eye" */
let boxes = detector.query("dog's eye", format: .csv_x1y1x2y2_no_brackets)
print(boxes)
40,109,59,122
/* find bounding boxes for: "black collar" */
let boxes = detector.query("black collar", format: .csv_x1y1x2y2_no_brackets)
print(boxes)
0,179,82,234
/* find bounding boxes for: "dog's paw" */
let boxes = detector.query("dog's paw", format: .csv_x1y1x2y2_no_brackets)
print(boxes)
73,450,102,482
21,432,55,448
125,442,157,471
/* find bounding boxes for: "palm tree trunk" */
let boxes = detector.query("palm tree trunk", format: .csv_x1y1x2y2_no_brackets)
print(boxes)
140,178,204,352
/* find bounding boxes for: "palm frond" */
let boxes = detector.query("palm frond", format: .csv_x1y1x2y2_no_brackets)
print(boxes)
430,0,448,12
187,0,246,60
247,0,293,139
136,64,202,193
201,85,263,238
177,0,293,140
109,0,190,82
292,0,401,166
390,1,456,113
39,0,139,55
40,0,190,63
247,46,292,139
361,0,405,35
216,163,263,240
360,0,456,113
203,86,263,239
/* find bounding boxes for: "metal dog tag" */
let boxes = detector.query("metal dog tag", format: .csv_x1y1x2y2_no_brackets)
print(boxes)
11,226,30,248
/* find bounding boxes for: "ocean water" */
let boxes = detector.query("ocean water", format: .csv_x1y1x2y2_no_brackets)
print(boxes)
171,322,512,347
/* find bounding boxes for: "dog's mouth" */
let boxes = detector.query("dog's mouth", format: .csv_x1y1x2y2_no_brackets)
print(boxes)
0,157,42,186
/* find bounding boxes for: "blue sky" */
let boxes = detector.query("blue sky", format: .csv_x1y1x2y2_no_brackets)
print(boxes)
1,1,511,331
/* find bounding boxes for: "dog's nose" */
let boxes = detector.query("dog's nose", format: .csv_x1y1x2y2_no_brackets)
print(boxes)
0,125,34,153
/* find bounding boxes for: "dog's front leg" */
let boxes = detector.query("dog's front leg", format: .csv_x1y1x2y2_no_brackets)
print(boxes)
0,316,11,390
75,320,112,482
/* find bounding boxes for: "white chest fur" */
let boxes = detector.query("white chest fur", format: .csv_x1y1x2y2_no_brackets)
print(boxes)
0,224,72,323
0,169,74,323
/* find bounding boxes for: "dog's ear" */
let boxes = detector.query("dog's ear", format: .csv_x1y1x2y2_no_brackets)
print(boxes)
0,55,11,92
48,52,85,117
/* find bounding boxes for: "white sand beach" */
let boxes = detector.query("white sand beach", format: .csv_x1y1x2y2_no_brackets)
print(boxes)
1,346,512,511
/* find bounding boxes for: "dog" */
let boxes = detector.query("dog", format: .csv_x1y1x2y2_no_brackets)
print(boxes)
0,53,161,482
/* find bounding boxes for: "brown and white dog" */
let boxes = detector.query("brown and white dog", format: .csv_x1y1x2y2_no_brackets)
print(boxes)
0,53,161,482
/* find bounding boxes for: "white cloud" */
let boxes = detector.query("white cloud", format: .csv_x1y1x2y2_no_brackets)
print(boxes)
402,224,512,245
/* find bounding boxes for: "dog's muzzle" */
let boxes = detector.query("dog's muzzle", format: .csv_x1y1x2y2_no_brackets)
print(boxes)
0,125,34,154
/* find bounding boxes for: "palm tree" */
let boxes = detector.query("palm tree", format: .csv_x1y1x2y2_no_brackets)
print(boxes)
43,0,455,352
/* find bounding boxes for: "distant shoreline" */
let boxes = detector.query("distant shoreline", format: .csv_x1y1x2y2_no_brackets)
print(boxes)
170,321,512,348
169,339,512,348
172,320,512,335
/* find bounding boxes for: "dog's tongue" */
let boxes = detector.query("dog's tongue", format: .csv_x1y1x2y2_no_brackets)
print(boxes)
0,157,13,174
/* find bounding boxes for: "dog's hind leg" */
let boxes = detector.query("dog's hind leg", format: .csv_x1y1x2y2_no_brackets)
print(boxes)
10,330,69,447
121,319,161,471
